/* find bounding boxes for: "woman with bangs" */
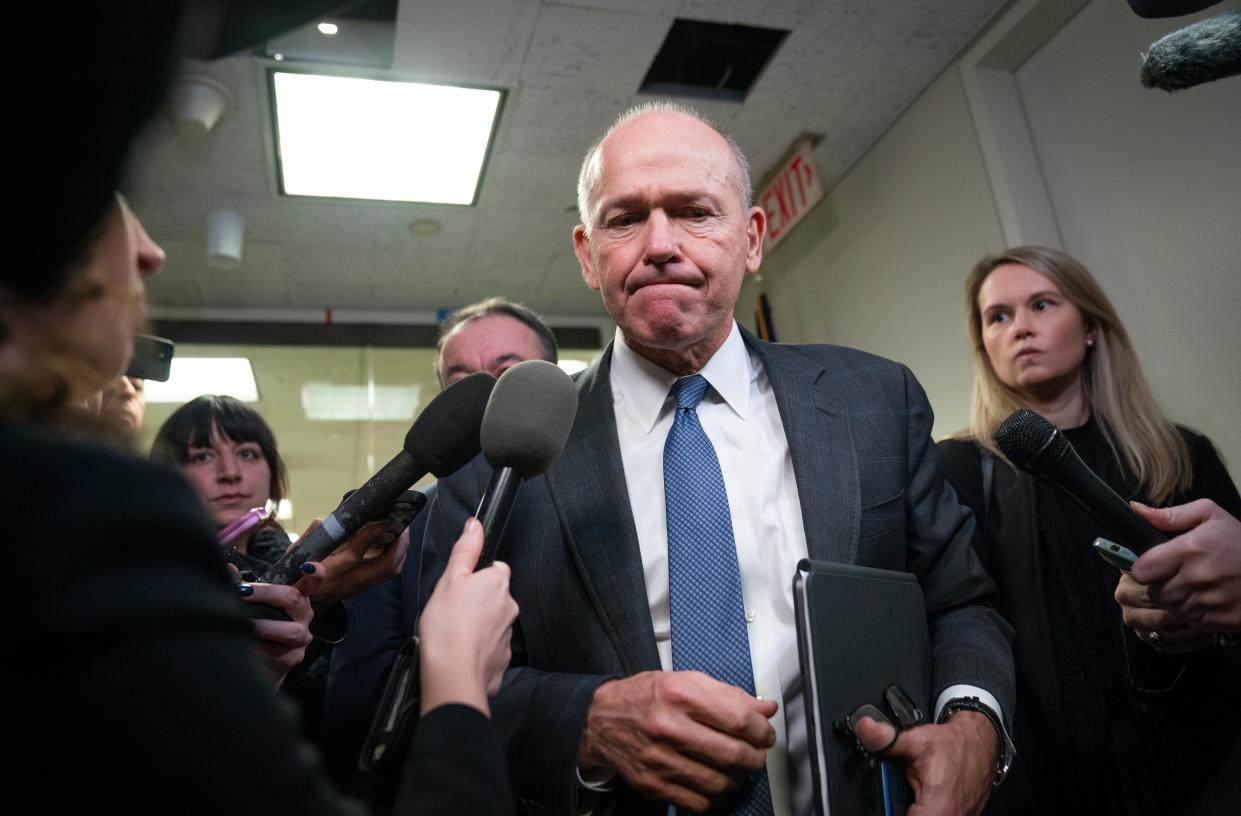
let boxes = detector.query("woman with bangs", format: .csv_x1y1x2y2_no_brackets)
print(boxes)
152,395,292,576
938,246,1239,815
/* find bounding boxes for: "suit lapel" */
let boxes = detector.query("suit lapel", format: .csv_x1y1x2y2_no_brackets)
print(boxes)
545,347,662,674
745,330,860,564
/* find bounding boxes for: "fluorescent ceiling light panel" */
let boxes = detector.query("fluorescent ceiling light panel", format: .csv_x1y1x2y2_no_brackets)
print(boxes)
301,382,422,421
272,71,501,204
558,359,590,376
144,358,259,403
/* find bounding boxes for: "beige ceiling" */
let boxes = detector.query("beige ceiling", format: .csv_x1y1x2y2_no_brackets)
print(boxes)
125,0,1009,320
124,0,1009,539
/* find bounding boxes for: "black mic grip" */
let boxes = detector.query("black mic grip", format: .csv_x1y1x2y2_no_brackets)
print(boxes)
261,522,340,586
260,450,419,585
1043,445,1168,555
475,467,523,569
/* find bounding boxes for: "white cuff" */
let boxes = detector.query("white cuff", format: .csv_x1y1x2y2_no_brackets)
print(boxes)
934,684,1005,727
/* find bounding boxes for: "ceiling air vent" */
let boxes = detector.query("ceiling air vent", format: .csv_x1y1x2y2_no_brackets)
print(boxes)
640,19,788,103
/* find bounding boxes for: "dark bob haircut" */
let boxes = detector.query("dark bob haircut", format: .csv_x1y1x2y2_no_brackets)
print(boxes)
151,395,288,505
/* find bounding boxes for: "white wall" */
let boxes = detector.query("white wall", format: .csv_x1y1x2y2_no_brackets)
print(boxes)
745,64,1006,439
1016,0,1241,469
756,0,1241,474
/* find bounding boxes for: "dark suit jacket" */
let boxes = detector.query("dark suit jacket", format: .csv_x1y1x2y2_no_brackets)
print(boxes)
426,329,1015,816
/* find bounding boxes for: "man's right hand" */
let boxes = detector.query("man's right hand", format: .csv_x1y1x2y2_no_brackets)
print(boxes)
578,670,777,812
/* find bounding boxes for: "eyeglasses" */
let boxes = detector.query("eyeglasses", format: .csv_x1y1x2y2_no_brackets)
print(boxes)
834,684,923,758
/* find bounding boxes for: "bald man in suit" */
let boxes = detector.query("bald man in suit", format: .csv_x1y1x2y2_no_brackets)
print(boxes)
426,103,1014,816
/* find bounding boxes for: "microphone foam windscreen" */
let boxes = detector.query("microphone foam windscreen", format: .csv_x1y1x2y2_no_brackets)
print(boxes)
992,408,1063,471
1141,11,1241,90
480,360,579,477
405,371,496,476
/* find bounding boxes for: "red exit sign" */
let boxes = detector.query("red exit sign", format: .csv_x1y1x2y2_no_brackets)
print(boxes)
759,139,824,249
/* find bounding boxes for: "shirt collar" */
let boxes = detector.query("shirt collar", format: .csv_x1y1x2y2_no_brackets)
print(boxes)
611,321,752,434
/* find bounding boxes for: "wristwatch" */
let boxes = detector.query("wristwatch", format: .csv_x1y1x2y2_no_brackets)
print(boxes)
937,696,1015,790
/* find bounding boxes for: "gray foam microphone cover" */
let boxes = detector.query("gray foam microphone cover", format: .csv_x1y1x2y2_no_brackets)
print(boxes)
480,360,579,477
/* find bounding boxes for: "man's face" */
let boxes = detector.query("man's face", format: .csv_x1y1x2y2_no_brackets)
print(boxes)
99,375,146,435
438,313,548,386
573,111,765,371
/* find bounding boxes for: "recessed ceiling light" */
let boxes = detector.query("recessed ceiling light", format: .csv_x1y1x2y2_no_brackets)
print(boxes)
144,358,259,403
271,71,503,205
273,53,285,61
408,219,442,237
317,22,338,36
301,382,423,421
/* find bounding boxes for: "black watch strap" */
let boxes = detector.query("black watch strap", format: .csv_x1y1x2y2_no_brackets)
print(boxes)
937,696,1015,790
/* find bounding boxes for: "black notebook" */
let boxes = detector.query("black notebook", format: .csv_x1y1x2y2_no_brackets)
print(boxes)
793,559,932,816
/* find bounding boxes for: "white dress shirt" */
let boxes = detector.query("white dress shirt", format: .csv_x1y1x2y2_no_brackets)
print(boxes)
609,323,1004,815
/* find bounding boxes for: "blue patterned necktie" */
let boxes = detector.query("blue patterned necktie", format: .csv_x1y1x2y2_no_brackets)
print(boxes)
664,375,773,816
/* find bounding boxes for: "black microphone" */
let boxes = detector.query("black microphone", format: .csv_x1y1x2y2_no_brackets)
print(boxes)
1126,0,1223,19
474,360,578,568
259,372,496,585
1140,10,1241,91
992,409,1166,555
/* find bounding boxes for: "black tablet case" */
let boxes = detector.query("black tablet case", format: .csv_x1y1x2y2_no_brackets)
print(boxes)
793,559,932,816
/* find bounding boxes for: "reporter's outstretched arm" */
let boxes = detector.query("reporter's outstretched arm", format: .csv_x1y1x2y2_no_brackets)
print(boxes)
391,517,519,816
418,517,519,716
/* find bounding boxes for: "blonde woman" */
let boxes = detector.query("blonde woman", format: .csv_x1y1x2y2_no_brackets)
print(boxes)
937,246,1239,815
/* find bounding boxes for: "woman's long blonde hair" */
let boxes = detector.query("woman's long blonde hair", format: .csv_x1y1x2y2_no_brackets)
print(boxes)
963,246,1191,503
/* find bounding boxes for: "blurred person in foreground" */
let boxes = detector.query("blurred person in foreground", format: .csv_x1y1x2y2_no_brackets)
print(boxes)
1,191,518,814
3,5,517,811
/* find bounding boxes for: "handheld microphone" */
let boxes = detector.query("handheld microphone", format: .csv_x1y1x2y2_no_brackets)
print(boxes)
992,409,1166,555
474,360,578,568
259,372,496,585
1126,0,1223,19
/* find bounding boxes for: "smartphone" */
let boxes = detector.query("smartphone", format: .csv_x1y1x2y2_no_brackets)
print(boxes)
218,505,272,550
1093,536,1139,572
126,334,175,382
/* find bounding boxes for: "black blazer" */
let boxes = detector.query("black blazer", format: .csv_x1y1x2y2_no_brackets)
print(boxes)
938,429,1241,815
427,329,1015,816
4,422,511,816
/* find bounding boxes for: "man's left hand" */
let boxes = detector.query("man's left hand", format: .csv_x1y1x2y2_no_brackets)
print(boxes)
853,710,995,816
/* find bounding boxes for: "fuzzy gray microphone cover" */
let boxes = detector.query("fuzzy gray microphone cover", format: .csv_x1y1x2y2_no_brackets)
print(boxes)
1141,10,1241,90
